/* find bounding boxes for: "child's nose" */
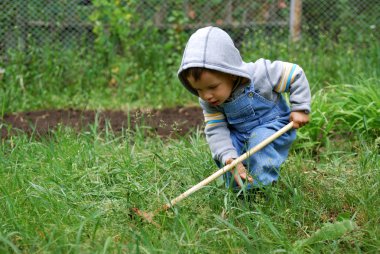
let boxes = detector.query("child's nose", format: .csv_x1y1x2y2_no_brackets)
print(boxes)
204,92,213,100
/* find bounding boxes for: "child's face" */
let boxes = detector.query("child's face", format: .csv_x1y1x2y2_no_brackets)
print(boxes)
188,71,235,106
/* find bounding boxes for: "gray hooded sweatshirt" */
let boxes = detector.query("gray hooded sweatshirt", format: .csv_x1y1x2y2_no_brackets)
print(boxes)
178,26,311,164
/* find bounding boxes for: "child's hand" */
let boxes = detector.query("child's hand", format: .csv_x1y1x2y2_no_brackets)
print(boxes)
290,111,310,129
225,158,254,187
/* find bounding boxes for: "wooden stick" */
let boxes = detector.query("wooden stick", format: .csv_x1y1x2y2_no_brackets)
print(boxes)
161,121,294,211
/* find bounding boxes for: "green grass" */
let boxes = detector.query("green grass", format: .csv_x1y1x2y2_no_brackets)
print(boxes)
0,122,379,253
293,80,379,156
1,75,380,252
0,33,378,114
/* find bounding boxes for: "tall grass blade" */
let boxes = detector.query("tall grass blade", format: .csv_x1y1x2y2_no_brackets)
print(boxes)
214,215,251,245
0,233,21,254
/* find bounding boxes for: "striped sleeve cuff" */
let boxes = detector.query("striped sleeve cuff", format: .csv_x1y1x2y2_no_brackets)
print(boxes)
274,63,299,93
204,112,226,129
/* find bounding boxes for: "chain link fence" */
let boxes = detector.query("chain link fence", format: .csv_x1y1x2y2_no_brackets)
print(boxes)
0,0,379,55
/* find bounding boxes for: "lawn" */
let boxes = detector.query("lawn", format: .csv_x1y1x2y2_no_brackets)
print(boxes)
0,25,379,253
0,116,379,253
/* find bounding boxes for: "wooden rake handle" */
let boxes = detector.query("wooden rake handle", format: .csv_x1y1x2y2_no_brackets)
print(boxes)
160,121,294,211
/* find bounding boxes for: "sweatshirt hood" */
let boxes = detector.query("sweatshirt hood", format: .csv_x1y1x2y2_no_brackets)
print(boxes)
177,26,254,96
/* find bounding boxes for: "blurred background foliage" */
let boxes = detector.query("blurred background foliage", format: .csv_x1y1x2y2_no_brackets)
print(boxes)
0,0,379,141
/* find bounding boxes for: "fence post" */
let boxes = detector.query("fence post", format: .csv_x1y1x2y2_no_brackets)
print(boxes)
290,0,302,42
16,0,27,50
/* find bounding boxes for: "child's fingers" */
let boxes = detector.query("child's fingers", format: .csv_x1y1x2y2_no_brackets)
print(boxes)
292,122,300,128
233,164,254,187
290,111,310,129
239,171,254,183
233,169,244,187
237,163,253,182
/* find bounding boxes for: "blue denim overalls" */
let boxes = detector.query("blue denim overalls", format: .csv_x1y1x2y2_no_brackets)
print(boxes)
221,81,296,189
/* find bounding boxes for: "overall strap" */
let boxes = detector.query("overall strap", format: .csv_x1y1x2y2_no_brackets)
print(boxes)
244,81,255,94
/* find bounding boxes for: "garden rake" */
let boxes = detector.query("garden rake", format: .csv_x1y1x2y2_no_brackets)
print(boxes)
131,121,294,226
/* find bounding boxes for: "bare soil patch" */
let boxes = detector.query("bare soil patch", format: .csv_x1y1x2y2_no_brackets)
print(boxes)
1,106,204,139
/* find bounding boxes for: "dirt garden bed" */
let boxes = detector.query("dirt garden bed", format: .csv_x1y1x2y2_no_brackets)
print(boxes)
0,106,204,139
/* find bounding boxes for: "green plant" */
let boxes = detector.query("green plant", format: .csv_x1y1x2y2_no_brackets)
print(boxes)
293,87,339,152
294,78,379,155
294,220,357,250
334,80,380,137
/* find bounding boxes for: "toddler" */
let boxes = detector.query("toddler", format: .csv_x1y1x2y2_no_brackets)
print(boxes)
178,27,311,189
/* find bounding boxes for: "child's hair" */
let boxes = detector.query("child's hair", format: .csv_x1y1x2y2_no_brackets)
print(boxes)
179,67,219,86
180,67,248,91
